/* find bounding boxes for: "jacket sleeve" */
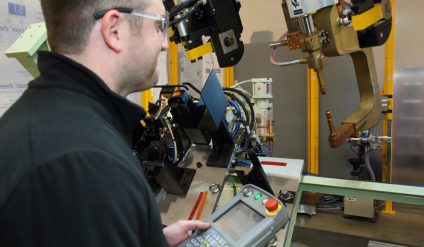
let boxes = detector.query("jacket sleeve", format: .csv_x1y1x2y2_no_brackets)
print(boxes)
0,150,169,247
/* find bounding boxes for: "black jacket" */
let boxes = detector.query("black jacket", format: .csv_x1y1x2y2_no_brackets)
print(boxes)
0,52,169,247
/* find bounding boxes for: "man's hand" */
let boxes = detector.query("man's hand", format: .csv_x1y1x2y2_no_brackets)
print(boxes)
163,220,211,247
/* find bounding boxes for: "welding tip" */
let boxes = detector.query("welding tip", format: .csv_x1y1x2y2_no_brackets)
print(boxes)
326,111,336,137
269,40,288,48
315,69,326,95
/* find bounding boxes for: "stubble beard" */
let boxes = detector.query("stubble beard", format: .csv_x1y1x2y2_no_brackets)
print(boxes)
120,53,159,95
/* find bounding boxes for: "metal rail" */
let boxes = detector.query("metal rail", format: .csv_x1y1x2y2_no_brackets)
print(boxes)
283,176,424,246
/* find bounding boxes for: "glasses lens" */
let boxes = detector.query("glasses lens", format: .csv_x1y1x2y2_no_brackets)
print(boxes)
161,15,169,38
163,15,169,31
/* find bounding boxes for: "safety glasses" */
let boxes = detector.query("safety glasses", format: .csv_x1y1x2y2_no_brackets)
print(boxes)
94,7,169,38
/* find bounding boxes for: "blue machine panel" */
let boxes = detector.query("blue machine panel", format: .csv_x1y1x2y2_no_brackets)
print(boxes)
199,71,227,129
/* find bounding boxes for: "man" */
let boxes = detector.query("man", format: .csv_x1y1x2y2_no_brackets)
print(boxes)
0,0,209,246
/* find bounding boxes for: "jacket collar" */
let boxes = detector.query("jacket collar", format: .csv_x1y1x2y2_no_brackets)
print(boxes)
32,51,146,144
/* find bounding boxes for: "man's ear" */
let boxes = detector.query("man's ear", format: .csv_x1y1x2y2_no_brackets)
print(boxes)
100,10,124,53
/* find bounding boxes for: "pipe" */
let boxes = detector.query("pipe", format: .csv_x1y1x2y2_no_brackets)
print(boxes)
271,58,307,67
364,145,376,182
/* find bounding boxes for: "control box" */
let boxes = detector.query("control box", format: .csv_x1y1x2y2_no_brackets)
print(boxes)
178,184,289,247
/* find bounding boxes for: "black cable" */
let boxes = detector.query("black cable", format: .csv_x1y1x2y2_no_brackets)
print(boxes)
349,142,360,156
223,87,255,131
182,82,202,95
169,1,202,26
153,84,189,91
224,92,250,127
224,91,253,146
225,93,251,146
169,0,198,17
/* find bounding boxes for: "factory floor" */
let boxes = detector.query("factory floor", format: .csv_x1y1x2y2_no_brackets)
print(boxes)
291,203,424,247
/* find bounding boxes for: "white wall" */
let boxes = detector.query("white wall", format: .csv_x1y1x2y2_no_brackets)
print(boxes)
239,0,287,44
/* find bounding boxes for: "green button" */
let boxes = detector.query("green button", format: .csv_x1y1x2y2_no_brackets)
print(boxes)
255,193,262,200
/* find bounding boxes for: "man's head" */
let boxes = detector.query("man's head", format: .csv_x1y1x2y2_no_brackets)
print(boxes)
40,0,169,95
41,0,150,54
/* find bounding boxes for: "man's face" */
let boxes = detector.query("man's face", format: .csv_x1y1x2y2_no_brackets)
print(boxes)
121,0,169,94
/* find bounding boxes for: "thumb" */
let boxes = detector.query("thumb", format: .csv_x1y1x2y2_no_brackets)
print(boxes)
179,220,211,232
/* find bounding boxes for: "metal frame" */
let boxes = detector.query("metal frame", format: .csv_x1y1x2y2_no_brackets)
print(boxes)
186,42,213,61
307,68,319,175
224,67,234,87
381,0,396,215
283,175,424,246
169,29,179,86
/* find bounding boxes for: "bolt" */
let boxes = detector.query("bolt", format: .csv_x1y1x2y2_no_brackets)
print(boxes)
224,36,235,47
196,161,203,168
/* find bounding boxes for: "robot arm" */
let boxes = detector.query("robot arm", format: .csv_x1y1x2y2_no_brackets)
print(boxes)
279,0,392,148
164,0,244,67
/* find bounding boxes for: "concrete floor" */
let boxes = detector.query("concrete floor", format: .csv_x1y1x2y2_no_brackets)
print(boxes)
292,203,424,247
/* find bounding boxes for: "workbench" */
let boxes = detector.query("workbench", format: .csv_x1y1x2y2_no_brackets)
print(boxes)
158,146,304,246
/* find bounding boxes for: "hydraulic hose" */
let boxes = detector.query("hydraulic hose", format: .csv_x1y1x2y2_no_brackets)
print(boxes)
223,87,255,131
364,145,376,182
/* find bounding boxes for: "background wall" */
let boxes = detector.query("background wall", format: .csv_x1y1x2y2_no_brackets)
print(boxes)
238,0,287,44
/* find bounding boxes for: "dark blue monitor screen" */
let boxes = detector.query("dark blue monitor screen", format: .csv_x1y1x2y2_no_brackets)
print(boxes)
198,71,227,129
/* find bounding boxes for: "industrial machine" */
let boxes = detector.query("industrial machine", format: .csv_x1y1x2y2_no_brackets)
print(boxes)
250,78,274,145
277,0,392,219
344,130,391,219
164,0,393,220
231,78,275,147
135,71,233,194
167,0,392,149
135,71,273,194
176,184,289,247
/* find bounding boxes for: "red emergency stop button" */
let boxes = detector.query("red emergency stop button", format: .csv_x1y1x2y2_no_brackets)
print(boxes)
265,198,278,211
265,198,281,216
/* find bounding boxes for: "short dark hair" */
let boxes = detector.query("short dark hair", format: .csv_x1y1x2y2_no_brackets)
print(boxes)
40,0,150,54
